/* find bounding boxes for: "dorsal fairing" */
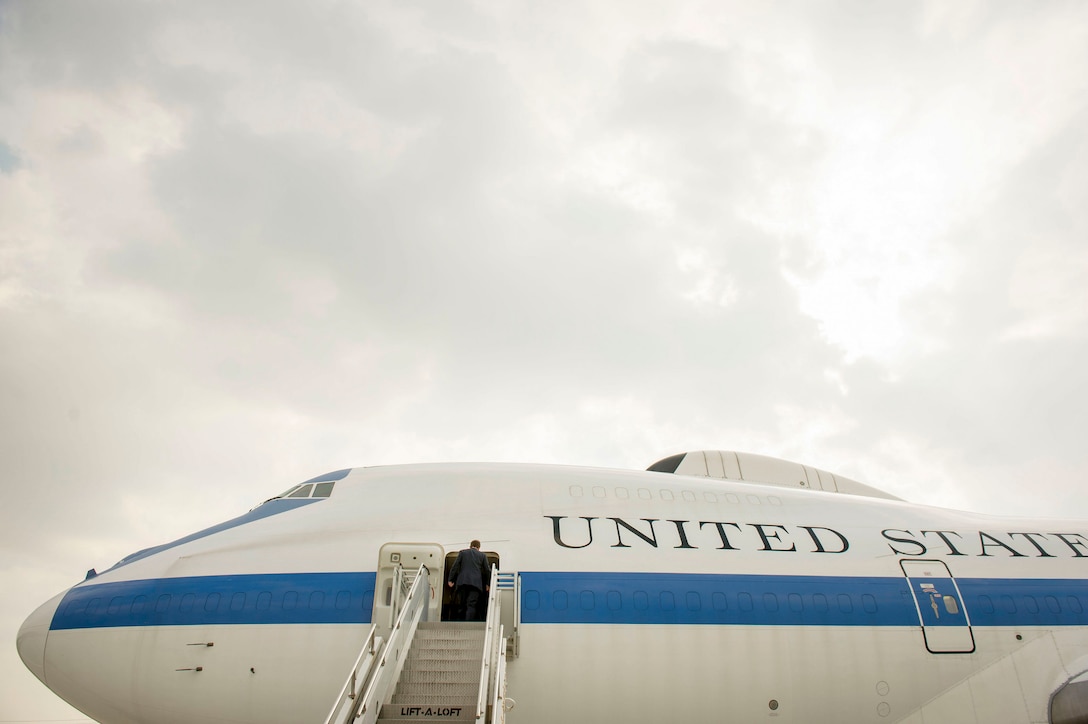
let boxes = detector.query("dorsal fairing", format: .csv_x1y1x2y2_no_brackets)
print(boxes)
648,450,901,501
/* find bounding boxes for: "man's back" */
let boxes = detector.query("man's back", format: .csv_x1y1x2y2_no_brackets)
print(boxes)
449,546,489,590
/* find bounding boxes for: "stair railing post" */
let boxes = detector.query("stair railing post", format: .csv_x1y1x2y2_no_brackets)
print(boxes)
476,564,501,721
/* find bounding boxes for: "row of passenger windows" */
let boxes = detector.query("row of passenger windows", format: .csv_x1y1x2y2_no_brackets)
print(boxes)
567,485,782,506
523,589,878,614
65,589,374,618
522,590,1088,617
975,594,1084,616
63,588,1088,620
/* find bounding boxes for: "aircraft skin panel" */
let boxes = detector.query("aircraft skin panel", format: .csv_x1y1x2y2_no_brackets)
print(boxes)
17,460,1088,724
38,622,1075,724
43,624,366,724
508,624,1072,723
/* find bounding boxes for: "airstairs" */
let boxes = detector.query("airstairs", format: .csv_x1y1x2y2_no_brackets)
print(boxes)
380,621,485,722
324,564,514,724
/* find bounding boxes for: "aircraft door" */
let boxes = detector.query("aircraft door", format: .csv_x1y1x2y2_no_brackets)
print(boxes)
900,559,975,654
373,542,444,635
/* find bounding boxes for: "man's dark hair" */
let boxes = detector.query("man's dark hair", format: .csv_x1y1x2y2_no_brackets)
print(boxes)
470,540,481,549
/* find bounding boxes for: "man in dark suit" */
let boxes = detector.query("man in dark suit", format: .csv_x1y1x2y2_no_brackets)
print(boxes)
447,540,491,621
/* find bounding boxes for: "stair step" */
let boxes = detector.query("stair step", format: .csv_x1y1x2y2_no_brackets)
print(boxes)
392,683,479,700
387,696,480,705
417,622,484,630
411,636,484,648
413,633,486,644
402,659,479,673
407,649,483,661
398,669,479,684
377,702,477,722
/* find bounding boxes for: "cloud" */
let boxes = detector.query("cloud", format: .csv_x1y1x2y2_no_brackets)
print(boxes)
3,1,1088,719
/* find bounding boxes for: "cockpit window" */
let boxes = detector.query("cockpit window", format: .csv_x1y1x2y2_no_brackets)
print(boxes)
274,483,302,498
267,480,337,503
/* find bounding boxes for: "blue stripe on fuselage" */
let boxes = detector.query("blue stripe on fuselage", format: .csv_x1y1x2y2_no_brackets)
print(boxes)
51,572,375,630
49,571,1088,631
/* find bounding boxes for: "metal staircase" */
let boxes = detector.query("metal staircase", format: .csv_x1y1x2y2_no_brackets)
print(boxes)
379,622,484,722
324,563,511,724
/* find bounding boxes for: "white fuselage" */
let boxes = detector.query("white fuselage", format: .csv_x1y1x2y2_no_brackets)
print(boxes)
17,462,1088,723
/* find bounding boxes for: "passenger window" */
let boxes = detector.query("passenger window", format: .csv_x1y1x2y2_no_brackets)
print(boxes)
288,484,313,498
313,482,335,497
942,596,959,615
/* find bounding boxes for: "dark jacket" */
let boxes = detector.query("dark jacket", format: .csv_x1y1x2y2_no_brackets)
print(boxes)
449,547,490,591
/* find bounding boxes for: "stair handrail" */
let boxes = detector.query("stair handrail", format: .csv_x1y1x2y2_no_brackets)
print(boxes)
490,624,507,724
321,623,380,724
495,572,519,658
475,564,501,721
354,563,431,724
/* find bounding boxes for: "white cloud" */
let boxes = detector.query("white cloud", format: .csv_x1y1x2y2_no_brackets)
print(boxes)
3,1,1088,719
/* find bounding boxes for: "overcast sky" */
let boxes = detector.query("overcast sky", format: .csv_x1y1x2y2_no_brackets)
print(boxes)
3,1,1088,720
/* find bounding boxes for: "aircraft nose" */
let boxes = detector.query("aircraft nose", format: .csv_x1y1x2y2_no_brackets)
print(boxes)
17,590,66,686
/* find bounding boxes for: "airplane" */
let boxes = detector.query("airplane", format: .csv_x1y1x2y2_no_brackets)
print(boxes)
16,450,1088,724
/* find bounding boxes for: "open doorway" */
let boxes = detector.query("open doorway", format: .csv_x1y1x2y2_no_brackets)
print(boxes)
441,548,500,621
